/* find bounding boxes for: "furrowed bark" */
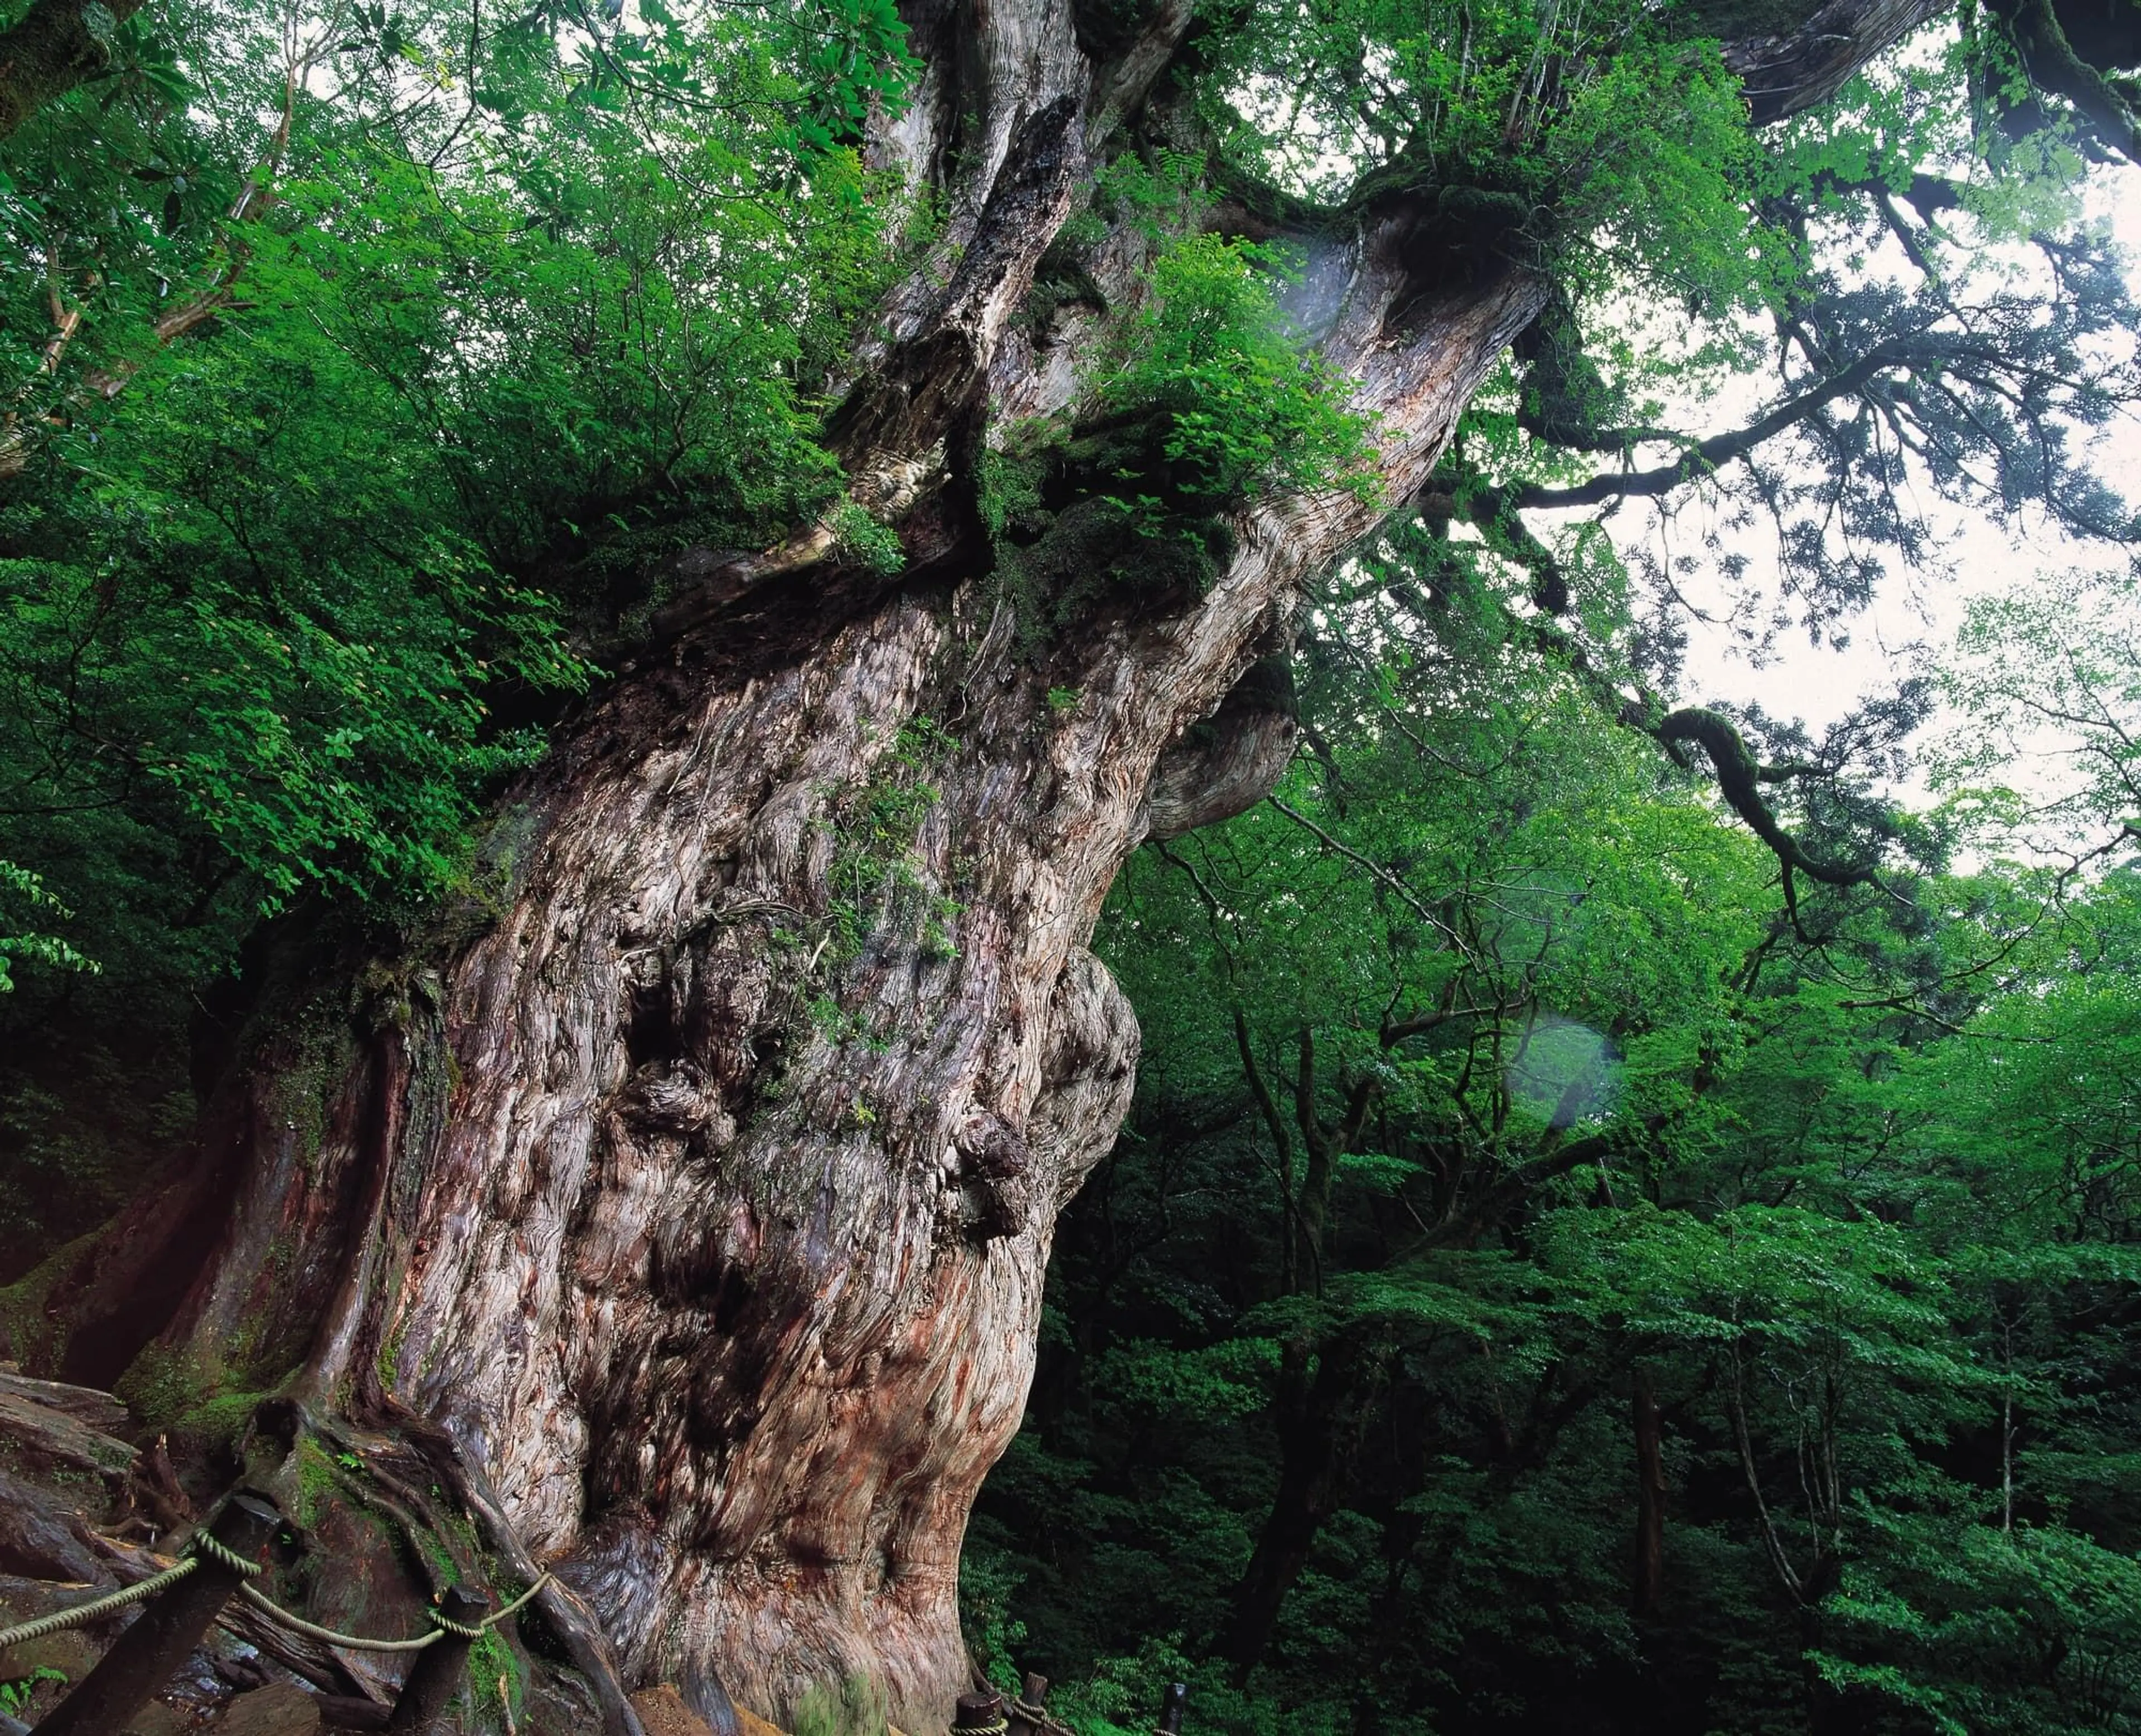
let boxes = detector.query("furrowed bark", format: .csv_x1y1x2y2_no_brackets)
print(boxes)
0,0,144,137
1718,0,1952,123
25,0,1942,1725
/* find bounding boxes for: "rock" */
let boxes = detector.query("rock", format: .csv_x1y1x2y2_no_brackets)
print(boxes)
216,1681,323,1735
122,1700,193,1734
0,1370,131,1434
0,1468,120,1583
632,1685,719,1736
0,1621,100,1685
0,1389,136,1480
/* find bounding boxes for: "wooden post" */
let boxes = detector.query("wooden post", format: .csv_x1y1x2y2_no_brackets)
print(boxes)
1156,1682,1186,1736
386,1585,491,1732
33,1492,280,1736
953,1690,1007,1736
1007,1674,1049,1736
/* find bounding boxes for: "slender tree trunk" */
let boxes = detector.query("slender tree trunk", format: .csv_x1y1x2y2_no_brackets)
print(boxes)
1631,1367,1665,1616
1223,1334,1368,1676
22,0,1946,1724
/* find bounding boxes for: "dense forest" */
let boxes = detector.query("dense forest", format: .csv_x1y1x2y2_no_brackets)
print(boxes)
1,0,2140,1728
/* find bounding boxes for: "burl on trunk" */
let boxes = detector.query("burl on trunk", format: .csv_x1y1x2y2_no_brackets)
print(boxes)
21,0,1936,1724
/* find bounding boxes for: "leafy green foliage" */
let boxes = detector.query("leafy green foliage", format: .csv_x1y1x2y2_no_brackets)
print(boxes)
981,237,1374,653
1199,0,1786,312
0,861,93,992
967,531,2141,1736
1106,235,1379,505
0,0,904,1257
1934,564,2141,864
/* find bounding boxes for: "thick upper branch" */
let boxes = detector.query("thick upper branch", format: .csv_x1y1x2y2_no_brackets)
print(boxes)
1655,707,1874,888
0,0,144,136
1716,0,1954,124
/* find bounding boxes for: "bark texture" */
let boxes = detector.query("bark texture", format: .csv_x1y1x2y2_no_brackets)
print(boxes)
1717,0,1951,122
0,0,146,137
27,0,1935,1725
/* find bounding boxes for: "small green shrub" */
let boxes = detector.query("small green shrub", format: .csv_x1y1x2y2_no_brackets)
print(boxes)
1105,234,1378,506
829,500,907,574
0,1667,66,1717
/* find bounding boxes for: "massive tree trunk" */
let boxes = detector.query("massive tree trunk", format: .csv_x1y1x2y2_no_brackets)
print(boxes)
19,0,1946,1728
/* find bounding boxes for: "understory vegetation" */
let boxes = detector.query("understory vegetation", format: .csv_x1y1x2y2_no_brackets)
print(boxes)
967,552,2141,1736
3,0,2141,1727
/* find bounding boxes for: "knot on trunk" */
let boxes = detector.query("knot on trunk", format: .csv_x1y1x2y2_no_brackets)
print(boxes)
621,1058,739,1145
1146,653,1299,840
949,1111,1034,1243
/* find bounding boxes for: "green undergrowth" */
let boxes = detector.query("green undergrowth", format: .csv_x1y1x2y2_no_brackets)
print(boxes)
818,716,962,972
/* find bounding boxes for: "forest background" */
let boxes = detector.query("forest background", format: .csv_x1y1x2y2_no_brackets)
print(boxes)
2,0,2141,1730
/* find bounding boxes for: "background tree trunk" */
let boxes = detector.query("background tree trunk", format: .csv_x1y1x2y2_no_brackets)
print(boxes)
1632,1368,1667,1616
21,0,1945,1723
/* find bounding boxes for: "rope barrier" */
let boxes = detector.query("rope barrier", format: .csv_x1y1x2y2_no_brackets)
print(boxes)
190,1531,265,1577
0,1559,198,1652
234,1584,441,1653
0,1535,552,1661
0,1523,269,1653
232,1572,554,1653
1011,1699,1079,1736
477,1575,551,1628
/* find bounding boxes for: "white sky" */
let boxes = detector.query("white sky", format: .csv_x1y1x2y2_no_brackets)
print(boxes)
1667,165,2141,748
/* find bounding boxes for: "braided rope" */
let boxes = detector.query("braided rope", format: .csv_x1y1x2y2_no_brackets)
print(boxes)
0,1559,198,1652
479,1573,552,1628
0,1527,553,1660
190,1530,265,1577
233,1571,554,1652
234,1583,442,1653
1011,1700,1078,1736
952,1719,1010,1735
0,1521,274,1653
